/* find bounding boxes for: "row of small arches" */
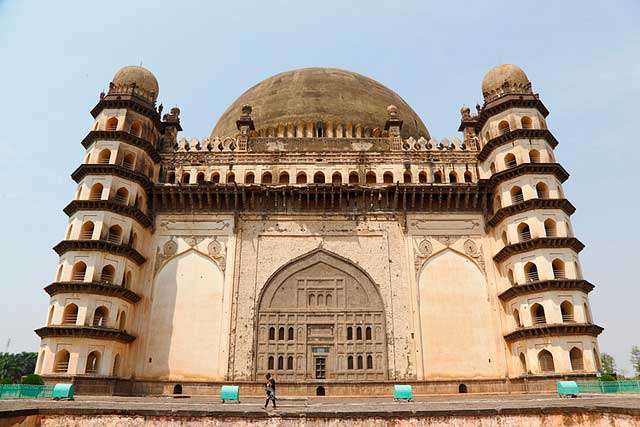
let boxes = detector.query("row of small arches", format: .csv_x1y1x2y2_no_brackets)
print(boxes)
84,183,144,209
494,182,560,212
53,303,126,330
64,261,133,289
508,259,574,284
501,219,561,246
166,170,474,185
520,347,587,375
491,149,548,174
98,117,157,145
66,221,138,249
250,121,385,139
51,349,121,376
486,116,535,141
88,148,152,177
512,300,591,329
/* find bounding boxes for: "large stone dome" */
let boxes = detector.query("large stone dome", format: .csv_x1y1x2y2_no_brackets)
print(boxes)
211,67,429,139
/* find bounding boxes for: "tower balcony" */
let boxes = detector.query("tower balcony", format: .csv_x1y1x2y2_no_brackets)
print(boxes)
487,198,575,228
53,240,146,265
63,200,153,228
35,325,135,344
498,279,594,302
503,323,603,343
81,130,161,162
71,164,152,193
483,163,569,189
477,128,558,162
44,281,141,304
493,237,584,263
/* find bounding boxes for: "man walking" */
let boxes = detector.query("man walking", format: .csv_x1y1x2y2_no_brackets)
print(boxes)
264,373,277,409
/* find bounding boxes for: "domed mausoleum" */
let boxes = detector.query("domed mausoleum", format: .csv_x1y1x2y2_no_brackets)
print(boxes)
212,67,429,139
34,64,602,396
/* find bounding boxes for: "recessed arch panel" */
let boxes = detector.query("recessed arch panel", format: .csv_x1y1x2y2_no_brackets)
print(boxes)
255,248,388,381
417,249,500,379
146,250,224,380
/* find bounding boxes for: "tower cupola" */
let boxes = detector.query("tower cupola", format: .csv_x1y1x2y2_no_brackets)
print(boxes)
110,65,159,104
481,64,532,103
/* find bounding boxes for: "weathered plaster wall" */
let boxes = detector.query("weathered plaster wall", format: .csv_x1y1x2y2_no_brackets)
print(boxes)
33,414,640,427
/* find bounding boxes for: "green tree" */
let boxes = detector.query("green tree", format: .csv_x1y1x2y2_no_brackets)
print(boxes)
631,346,640,377
600,352,617,375
0,352,38,383
21,374,44,385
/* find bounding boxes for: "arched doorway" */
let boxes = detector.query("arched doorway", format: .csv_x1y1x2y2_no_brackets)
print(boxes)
255,248,388,381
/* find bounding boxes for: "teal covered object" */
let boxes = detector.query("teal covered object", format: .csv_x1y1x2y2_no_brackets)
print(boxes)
220,385,240,403
393,384,412,401
52,384,74,400
557,381,579,397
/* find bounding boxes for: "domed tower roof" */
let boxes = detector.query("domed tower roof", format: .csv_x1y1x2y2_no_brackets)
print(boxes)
211,67,429,139
111,65,159,103
481,64,532,101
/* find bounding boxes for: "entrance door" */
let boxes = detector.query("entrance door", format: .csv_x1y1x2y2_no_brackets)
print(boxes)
315,357,326,379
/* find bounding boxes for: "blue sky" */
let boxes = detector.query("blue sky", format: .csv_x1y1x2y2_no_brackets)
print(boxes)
0,1,638,375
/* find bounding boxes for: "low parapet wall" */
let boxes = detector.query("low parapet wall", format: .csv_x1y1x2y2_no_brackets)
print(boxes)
41,374,598,397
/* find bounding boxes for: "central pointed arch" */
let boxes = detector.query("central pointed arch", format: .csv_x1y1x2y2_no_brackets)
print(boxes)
254,248,388,381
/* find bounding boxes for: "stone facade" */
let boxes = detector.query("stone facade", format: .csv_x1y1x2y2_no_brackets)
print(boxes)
34,65,602,395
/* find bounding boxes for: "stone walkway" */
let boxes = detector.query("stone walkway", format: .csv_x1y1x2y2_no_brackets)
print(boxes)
1,393,639,418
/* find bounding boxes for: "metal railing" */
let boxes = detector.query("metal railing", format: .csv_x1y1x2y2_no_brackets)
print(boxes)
545,227,557,237
553,269,566,279
519,230,532,241
0,384,55,399
55,361,69,373
99,274,114,284
506,160,518,169
106,234,121,244
578,381,640,394
89,193,103,201
532,315,547,325
526,271,540,282
79,230,94,240
512,193,524,204
62,314,77,325
562,314,575,322
71,272,86,282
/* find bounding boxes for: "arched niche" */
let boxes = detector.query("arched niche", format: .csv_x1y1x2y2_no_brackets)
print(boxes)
146,249,224,380
254,248,388,381
417,249,500,379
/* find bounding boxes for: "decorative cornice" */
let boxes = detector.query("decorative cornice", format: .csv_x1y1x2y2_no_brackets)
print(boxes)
152,183,489,214
487,198,576,228
498,279,594,302
63,200,153,228
35,325,136,343
53,240,146,265
504,323,603,343
483,163,569,190
493,237,584,263
477,129,559,161
81,131,161,163
44,281,141,304
71,164,152,193
475,95,550,132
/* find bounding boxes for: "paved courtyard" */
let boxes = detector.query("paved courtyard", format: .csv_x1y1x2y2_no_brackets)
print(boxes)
1,393,639,418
